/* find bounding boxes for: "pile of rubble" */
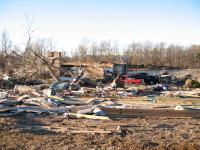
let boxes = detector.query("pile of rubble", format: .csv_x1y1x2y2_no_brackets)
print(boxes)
1,62,200,119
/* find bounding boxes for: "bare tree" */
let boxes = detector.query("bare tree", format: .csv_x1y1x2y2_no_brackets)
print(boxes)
18,16,61,81
1,30,12,54
0,30,12,72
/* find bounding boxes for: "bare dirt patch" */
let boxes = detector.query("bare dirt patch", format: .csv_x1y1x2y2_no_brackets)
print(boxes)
1,115,200,150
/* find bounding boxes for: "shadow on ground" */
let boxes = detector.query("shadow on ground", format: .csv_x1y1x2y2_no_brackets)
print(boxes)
0,114,59,135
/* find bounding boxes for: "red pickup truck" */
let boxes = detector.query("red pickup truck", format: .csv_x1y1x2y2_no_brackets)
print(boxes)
118,75,144,85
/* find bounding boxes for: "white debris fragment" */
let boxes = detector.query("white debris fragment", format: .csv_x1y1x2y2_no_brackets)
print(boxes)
175,105,184,110
3,74,10,80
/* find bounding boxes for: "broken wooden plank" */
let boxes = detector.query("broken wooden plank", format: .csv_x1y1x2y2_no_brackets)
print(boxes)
65,113,110,120
99,105,200,118
70,130,112,134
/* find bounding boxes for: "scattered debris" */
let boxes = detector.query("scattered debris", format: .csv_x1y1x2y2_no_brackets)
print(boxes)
1,55,200,121
175,105,184,111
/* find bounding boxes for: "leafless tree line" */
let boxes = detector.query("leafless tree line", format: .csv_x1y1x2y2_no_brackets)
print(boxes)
71,40,200,69
1,29,200,79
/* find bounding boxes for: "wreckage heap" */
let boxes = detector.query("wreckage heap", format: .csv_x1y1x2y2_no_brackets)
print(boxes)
0,52,200,119
1,52,200,150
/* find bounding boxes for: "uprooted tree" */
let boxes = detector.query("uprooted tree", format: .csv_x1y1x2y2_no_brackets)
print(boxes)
20,18,60,81
0,18,60,81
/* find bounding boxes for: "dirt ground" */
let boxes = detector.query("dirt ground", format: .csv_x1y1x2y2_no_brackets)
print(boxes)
1,114,200,150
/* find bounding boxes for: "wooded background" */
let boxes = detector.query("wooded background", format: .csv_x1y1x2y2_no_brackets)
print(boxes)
1,30,200,72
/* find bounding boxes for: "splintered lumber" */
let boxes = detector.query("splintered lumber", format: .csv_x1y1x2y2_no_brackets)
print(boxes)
70,130,112,134
0,107,48,116
179,94,200,98
99,106,200,118
70,105,95,113
47,95,64,101
65,113,110,120
0,106,69,116
69,127,121,134
17,94,29,100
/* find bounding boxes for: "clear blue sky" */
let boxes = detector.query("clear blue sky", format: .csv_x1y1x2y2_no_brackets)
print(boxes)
0,0,200,51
